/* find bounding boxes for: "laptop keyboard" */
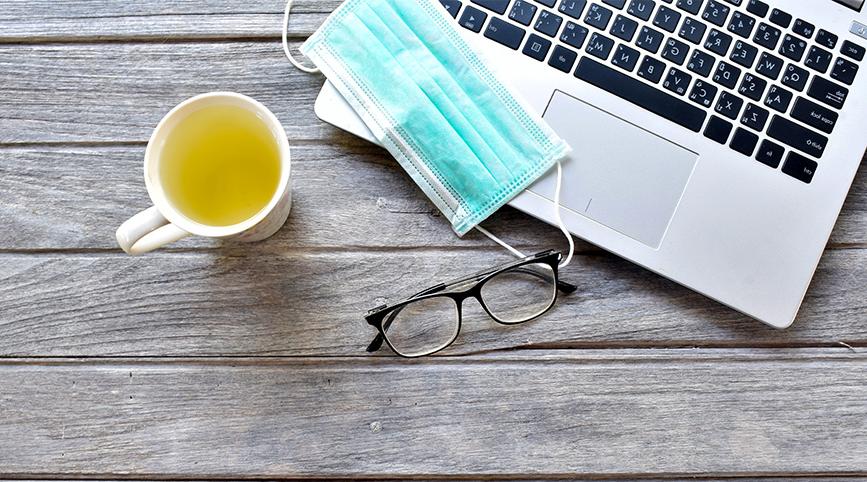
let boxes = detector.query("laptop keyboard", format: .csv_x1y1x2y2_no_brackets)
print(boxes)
439,0,865,184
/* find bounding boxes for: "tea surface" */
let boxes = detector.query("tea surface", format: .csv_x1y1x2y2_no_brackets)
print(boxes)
160,105,281,227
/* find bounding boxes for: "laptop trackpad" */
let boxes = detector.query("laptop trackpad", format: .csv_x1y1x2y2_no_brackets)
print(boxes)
530,90,698,249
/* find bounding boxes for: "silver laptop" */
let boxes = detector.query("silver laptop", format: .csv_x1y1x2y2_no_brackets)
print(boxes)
314,0,867,328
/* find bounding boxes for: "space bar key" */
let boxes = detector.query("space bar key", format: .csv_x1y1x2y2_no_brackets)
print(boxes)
574,57,707,133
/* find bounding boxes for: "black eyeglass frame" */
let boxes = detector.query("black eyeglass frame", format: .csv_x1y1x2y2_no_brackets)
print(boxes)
365,250,577,358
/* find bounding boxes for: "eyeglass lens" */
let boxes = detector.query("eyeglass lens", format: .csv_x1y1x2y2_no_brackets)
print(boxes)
384,296,460,357
382,261,558,356
480,262,557,324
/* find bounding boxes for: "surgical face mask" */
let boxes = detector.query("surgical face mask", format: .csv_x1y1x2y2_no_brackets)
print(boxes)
283,0,575,265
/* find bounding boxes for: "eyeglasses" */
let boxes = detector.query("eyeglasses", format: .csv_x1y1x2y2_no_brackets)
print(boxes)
365,250,577,358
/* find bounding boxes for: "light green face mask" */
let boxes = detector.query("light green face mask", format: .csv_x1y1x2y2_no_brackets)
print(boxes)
298,0,571,235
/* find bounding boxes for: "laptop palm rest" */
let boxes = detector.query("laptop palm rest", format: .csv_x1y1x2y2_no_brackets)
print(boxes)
531,90,698,249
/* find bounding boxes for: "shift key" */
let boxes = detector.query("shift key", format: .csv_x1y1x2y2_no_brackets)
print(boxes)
767,115,828,158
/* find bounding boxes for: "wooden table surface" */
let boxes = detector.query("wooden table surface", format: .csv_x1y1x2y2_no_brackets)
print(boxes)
1,1,866,479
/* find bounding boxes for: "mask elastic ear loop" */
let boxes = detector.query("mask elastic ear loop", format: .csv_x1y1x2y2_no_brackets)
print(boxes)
283,0,320,74
475,161,575,268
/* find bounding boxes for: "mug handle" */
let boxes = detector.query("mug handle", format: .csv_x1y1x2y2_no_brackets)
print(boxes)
116,206,190,255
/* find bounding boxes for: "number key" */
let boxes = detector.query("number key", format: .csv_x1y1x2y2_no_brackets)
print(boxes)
753,23,780,50
677,0,703,16
779,34,807,62
804,46,833,73
702,0,730,27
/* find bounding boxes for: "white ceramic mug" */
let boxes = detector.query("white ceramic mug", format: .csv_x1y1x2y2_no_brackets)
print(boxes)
116,92,292,255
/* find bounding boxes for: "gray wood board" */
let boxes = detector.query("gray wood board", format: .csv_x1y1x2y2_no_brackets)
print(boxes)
3,145,863,251
1,250,865,357
0,350,865,477
0,42,332,143
0,0,338,41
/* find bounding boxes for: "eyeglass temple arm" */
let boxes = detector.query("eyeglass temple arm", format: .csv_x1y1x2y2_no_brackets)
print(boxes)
366,283,447,353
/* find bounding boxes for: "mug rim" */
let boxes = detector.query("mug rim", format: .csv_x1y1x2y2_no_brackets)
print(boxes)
143,92,292,238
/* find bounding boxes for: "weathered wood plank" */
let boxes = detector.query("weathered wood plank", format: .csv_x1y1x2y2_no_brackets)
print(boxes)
0,144,864,250
0,42,333,143
0,144,585,251
0,0,338,41
0,249,864,357
0,350,865,477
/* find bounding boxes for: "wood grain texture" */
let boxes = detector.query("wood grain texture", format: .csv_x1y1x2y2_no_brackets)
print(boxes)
0,0,338,41
0,144,582,251
0,350,865,477
0,250,864,357
0,42,330,143
0,145,864,251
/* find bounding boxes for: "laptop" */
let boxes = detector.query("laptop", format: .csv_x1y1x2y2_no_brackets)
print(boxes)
314,0,867,328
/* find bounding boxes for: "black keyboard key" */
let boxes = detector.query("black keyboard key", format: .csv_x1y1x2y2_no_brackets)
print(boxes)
756,139,784,168
730,40,758,68
764,84,792,112
459,6,487,32
730,127,759,156
715,91,744,119
727,11,755,38
746,0,769,17
738,72,767,101
472,0,508,14
705,29,732,56
805,46,833,73
485,17,527,50
753,23,781,50
612,44,641,71
653,6,681,33
662,38,690,65
440,0,462,18
741,103,769,130
610,14,639,41
559,0,588,19
807,76,848,109
687,50,715,76
831,57,859,85
549,45,579,72
816,29,838,50
586,32,616,59
755,52,784,80
664,66,693,95
791,96,838,134
628,0,656,21
792,19,815,39
779,34,807,62
638,55,666,82
841,40,866,61
585,3,613,29
603,0,627,7
782,64,809,91
704,115,733,143
677,0,703,15
537,0,556,6
574,57,707,131
767,115,827,158
509,0,538,26
769,8,791,28
636,26,664,53
713,60,741,89
680,18,707,44
782,151,818,184
536,10,564,36
561,21,590,49
702,0,730,27
689,80,718,107
523,33,552,60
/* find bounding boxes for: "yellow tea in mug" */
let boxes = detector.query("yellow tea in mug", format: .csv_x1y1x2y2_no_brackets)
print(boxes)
159,104,281,227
